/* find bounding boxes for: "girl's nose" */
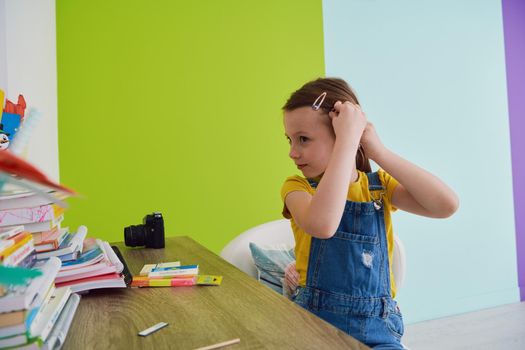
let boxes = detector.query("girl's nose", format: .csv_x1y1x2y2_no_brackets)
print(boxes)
289,147,300,159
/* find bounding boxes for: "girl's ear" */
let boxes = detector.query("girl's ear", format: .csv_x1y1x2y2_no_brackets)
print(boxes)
328,107,338,121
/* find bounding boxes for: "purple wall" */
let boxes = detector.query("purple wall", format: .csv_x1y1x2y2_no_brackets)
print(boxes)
502,0,525,301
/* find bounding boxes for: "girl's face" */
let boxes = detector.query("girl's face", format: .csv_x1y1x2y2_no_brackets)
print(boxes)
284,107,335,178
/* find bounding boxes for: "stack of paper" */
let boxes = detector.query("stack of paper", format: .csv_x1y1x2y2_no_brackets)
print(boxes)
54,238,127,293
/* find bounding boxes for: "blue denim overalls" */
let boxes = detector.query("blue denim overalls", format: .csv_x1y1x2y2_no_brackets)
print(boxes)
293,172,405,350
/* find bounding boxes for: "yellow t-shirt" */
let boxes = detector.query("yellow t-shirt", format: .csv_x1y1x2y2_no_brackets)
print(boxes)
281,169,400,298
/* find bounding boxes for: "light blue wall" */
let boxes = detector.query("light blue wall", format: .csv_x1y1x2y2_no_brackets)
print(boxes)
323,0,518,323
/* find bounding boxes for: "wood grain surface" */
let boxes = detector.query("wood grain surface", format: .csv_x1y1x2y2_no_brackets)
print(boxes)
63,237,369,350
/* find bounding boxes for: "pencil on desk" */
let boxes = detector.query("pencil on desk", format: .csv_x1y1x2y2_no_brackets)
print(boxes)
194,338,240,350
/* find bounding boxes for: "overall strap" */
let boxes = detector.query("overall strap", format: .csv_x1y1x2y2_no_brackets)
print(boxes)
366,172,385,209
307,178,318,189
366,171,384,191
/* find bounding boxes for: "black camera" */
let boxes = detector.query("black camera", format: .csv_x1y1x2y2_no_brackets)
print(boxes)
124,212,165,248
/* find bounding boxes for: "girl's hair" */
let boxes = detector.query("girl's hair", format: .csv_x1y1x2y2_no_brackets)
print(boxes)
282,77,371,173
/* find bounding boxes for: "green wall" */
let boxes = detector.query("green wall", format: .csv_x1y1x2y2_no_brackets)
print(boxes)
56,0,324,253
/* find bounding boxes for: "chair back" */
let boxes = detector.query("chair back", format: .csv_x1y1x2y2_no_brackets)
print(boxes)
392,233,406,290
220,219,406,290
220,219,294,278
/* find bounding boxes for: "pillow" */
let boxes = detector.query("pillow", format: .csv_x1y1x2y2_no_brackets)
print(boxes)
249,242,295,294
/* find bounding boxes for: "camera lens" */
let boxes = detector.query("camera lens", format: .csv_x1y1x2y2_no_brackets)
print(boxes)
124,224,146,247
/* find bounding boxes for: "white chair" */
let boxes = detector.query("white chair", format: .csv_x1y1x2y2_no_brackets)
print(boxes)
220,219,295,279
220,219,407,290
392,230,406,290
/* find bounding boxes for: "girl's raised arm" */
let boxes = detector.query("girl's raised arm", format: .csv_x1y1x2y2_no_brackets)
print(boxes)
361,123,459,218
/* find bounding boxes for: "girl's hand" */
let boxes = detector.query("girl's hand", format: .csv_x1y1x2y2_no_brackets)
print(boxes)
284,261,299,291
360,122,387,161
328,101,367,145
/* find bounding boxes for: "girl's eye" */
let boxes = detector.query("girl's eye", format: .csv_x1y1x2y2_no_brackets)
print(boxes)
299,136,308,143
286,137,291,144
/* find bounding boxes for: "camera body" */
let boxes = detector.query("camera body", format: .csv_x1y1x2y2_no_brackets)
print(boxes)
124,212,165,248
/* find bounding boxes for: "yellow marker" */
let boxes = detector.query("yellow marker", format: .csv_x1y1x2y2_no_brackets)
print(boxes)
196,275,223,286
0,89,4,116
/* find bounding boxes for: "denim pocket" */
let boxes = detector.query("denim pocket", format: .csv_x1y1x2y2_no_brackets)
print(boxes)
334,230,379,244
311,232,381,294
386,310,404,339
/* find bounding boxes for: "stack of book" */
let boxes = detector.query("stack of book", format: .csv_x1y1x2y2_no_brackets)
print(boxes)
0,192,81,349
29,224,128,294
0,191,126,349
53,237,128,293
0,190,66,239
0,257,80,350
34,226,86,266
0,186,128,294
0,139,130,347
0,185,77,267
0,150,83,348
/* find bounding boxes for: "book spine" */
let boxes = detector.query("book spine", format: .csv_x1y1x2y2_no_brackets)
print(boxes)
0,191,68,211
55,265,116,284
0,257,61,314
40,288,72,342
99,240,123,272
0,240,14,255
32,227,59,245
0,232,31,258
25,306,40,330
0,225,24,240
57,251,80,262
110,246,132,286
36,228,85,260
0,321,26,338
30,231,43,243
44,293,80,350
2,239,34,266
26,258,61,310
58,248,104,271
151,262,182,272
21,214,63,233
0,309,25,328
28,285,56,338
34,229,66,253
0,204,64,226
10,231,31,244
34,242,58,253
148,266,199,278
17,251,37,269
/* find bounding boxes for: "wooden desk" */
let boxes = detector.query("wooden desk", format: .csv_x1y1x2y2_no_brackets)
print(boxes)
64,237,368,349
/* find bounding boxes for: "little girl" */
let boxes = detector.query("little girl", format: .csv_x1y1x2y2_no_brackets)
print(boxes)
281,77,458,349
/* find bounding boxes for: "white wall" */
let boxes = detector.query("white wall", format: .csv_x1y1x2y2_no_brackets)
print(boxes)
0,0,59,181
0,1,8,98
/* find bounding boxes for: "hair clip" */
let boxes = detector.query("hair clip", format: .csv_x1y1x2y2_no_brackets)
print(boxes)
312,92,327,111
